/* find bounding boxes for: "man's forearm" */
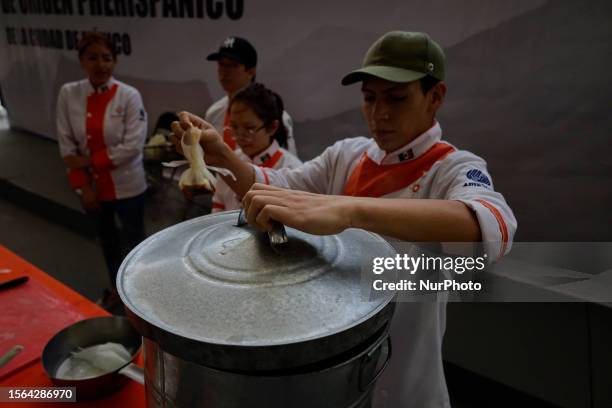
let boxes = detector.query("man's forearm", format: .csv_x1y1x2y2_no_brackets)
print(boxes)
214,144,256,198
348,197,482,242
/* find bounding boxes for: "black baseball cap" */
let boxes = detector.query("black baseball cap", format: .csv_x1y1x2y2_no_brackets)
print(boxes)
206,36,257,68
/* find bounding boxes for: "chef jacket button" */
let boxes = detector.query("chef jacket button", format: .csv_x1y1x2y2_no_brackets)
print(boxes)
93,174,98,179
87,112,92,117
87,134,92,139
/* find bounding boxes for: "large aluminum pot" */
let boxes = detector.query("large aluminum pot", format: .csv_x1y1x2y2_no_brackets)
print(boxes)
143,326,391,408
117,211,396,405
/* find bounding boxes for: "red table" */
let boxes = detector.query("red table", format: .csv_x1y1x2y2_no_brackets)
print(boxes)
0,245,146,407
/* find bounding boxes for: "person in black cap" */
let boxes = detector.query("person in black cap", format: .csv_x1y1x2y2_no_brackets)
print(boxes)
204,36,298,155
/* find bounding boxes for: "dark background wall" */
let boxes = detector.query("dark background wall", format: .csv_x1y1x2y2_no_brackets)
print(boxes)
1,0,610,241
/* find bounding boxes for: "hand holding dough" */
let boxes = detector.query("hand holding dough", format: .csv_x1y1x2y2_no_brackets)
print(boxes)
178,127,217,193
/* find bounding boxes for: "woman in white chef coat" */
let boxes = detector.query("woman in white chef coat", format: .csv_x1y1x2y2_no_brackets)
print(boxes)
56,32,148,308
211,83,301,212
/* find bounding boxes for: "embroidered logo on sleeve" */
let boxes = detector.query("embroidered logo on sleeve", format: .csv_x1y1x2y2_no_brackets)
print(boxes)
139,108,146,121
463,169,491,189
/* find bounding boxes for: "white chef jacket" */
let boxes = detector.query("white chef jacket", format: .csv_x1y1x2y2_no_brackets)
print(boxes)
251,121,517,408
212,140,302,212
253,121,515,259
57,77,148,201
205,95,298,156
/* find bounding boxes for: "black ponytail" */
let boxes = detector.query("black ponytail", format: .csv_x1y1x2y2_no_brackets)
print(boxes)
230,83,288,148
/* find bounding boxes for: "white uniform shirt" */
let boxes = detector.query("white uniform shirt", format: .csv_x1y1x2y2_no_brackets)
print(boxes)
205,95,298,156
251,122,517,408
212,140,302,212
57,77,147,200
253,121,516,259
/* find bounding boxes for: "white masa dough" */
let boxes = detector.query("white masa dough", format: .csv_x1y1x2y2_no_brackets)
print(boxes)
179,127,217,192
55,342,132,380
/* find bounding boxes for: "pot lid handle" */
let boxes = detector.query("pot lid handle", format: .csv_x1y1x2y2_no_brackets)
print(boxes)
236,209,288,250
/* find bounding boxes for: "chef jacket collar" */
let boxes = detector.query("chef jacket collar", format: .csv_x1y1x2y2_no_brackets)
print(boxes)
366,121,442,165
85,76,116,95
239,139,282,166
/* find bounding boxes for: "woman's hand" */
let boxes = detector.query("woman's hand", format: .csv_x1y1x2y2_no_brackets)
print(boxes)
242,184,354,235
170,111,225,166
80,184,100,211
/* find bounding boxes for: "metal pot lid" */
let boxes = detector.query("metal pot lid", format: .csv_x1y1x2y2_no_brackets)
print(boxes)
117,211,395,348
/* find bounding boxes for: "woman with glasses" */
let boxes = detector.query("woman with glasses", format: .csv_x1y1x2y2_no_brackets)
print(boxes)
211,83,301,212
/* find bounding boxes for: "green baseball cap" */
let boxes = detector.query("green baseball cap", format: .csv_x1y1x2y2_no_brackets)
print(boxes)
341,31,445,85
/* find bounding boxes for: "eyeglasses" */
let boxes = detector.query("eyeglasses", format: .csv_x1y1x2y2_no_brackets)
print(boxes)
224,124,266,140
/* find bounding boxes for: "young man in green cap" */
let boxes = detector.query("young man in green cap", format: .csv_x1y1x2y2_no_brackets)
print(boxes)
172,31,516,407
